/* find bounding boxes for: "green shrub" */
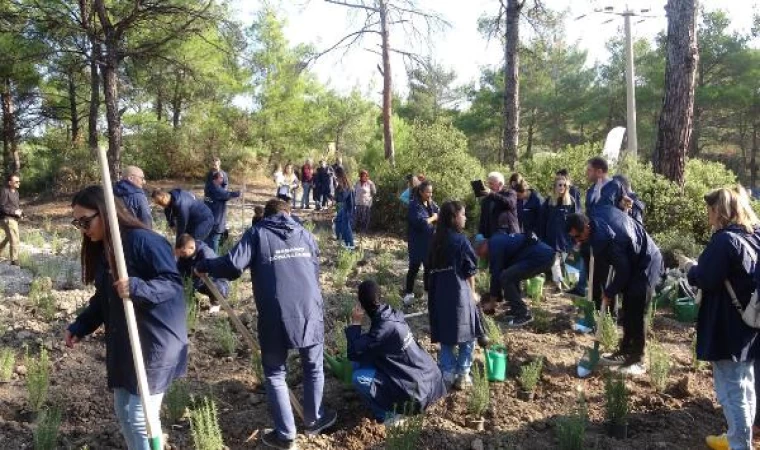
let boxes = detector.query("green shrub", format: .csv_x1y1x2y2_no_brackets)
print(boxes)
604,372,629,424
482,315,504,346
595,309,618,353
189,396,225,450
519,357,544,393
648,340,671,392
385,401,424,450
0,347,15,381
33,406,62,450
183,278,199,332
555,388,587,450
27,348,50,412
467,363,490,417
331,321,348,357
691,334,706,371
212,319,236,357
164,380,191,423
251,351,264,383
532,305,551,333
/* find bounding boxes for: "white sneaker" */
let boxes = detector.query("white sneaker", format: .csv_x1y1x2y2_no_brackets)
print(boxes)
402,293,415,306
208,305,221,314
618,362,646,376
384,414,407,427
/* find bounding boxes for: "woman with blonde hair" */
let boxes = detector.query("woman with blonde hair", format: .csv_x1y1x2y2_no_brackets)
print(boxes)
540,174,580,289
681,186,760,450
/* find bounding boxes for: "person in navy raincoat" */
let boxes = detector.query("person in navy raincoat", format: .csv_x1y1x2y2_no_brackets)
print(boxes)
680,187,760,450
404,180,439,306
205,157,228,190
486,217,554,326
513,177,543,236
204,171,241,253
567,205,663,375
613,174,645,224
541,174,581,289
346,280,446,422
175,233,229,314
334,167,356,249
478,172,519,238
556,169,582,207
151,188,214,245
113,165,152,228
195,199,336,449
65,186,187,450
314,160,335,211
427,200,483,390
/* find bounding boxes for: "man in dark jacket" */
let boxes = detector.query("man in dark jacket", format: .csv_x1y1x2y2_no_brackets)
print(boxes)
114,166,152,228
205,157,228,190
204,172,241,253
0,173,21,265
196,199,336,449
151,189,214,246
478,171,520,238
175,233,229,314
567,206,663,375
347,280,446,423
314,160,334,211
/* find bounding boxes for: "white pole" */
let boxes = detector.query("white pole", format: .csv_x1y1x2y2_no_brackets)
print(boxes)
624,9,638,157
96,148,162,450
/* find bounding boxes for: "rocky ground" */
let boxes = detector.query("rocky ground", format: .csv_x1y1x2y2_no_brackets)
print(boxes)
0,181,732,449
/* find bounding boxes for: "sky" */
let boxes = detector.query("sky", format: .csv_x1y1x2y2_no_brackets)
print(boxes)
232,0,759,100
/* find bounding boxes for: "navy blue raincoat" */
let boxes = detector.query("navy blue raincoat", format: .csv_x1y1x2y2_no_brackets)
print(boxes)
587,206,663,299
204,182,241,234
478,188,519,238
164,189,214,244
627,192,645,224
67,229,188,395
176,240,230,298
427,230,483,345
407,199,439,265
346,304,446,411
688,225,760,362
569,185,582,209
196,213,324,353
315,166,335,199
114,180,152,228
540,197,581,252
585,179,624,216
517,190,543,236
335,186,355,221
488,231,555,298
205,169,229,190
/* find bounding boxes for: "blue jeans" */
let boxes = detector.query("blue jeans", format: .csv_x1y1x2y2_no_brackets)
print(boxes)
301,182,312,208
113,388,164,450
205,232,222,254
352,366,389,421
262,344,325,440
335,214,354,247
576,256,588,293
712,360,755,450
439,341,475,378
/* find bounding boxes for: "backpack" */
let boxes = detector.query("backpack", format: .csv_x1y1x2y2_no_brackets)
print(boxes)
724,232,760,329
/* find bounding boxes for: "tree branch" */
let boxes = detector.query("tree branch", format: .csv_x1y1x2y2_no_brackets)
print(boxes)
324,0,380,13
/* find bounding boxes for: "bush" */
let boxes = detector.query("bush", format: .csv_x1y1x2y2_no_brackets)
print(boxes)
594,309,618,353
648,340,671,392
27,348,50,413
0,347,15,382
555,388,587,450
519,357,544,393
189,396,225,450
33,406,62,450
604,372,629,424
482,315,504,346
385,402,424,450
164,380,191,423
468,363,490,417
211,320,236,357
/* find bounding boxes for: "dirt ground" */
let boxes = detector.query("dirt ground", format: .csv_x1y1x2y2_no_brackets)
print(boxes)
0,180,739,449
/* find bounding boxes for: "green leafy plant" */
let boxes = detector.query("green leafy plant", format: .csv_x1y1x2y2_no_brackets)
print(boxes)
335,293,355,321
251,351,264,383
227,278,240,306
183,277,199,332
532,305,551,333
164,380,191,423
385,401,424,450
211,319,236,357
189,396,225,450
475,271,490,295
50,232,63,255
302,220,316,234
555,388,587,450
467,363,490,417
604,372,629,425
0,347,15,382
332,268,349,291
595,309,618,353
337,247,362,273
385,290,403,310
519,357,544,393
23,230,46,248
26,348,50,412
42,216,53,233
33,406,62,450
482,315,504,346
691,334,706,371
331,321,348,357
18,251,39,275
648,340,671,392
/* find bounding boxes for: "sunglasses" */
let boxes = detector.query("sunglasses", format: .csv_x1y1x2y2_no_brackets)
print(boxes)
72,212,99,230
556,183,567,187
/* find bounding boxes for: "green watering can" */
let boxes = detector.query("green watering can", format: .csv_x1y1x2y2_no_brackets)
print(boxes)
526,275,545,300
485,345,508,382
324,353,353,388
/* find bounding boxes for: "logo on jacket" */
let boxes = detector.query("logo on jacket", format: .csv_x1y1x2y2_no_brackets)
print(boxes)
269,247,312,262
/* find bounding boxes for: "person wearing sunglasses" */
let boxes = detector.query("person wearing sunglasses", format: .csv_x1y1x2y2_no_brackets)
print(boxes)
114,165,152,228
541,174,581,290
0,173,22,265
151,188,214,246
65,185,188,450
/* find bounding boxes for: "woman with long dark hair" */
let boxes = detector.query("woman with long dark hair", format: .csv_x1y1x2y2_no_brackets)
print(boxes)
427,201,483,390
404,180,438,305
65,186,188,450
334,166,356,249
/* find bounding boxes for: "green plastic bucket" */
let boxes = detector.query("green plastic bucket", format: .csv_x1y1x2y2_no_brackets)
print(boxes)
478,257,489,270
674,297,699,323
485,345,508,382
526,275,545,300
324,353,353,387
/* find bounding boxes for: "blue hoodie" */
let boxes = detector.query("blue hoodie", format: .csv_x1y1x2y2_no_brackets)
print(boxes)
164,189,214,244
407,198,439,266
585,178,624,216
177,240,230,298
204,181,240,234
114,180,152,228
688,225,760,362
587,205,663,298
346,304,446,411
196,213,324,353
67,229,188,395
205,169,228,190
517,190,543,236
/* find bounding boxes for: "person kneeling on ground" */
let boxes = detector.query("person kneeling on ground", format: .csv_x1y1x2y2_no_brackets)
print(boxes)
566,206,663,375
486,216,554,326
346,280,446,424
175,233,229,315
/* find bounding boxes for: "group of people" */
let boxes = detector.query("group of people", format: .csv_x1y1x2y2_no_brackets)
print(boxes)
0,150,741,450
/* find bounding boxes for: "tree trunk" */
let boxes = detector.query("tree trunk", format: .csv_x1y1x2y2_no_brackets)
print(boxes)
752,124,758,190
1,78,20,174
689,106,701,157
525,116,534,160
171,72,182,129
88,41,101,155
653,0,698,187
502,0,523,168
94,0,122,178
156,91,163,121
379,1,395,164
68,69,80,143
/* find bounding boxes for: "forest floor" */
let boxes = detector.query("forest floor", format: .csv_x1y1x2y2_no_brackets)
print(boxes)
0,179,735,449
